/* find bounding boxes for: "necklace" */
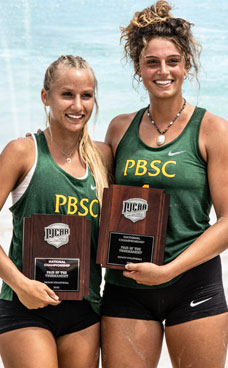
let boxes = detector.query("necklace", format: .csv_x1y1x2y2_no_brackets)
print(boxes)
147,98,186,146
48,129,78,164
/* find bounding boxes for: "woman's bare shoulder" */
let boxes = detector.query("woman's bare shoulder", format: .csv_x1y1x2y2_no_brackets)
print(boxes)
105,111,138,153
201,111,228,140
107,111,137,134
1,136,35,161
0,137,36,206
200,110,228,159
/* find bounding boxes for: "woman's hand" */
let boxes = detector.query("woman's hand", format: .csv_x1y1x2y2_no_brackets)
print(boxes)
123,262,171,286
15,278,61,309
26,129,42,137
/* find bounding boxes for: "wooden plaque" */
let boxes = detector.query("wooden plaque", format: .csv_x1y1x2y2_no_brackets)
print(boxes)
23,214,91,300
96,184,169,270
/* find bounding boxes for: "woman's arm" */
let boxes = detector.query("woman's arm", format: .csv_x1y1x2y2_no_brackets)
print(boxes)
123,112,228,285
0,138,61,307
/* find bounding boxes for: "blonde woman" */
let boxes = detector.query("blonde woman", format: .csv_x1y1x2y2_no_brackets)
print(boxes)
0,55,112,368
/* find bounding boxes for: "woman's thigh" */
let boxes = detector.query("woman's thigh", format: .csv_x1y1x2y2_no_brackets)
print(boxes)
165,312,228,368
57,322,100,368
101,316,164,368
0,327,58,368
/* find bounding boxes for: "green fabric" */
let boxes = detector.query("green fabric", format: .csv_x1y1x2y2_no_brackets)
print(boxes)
0,132,101,314
105,106,211,289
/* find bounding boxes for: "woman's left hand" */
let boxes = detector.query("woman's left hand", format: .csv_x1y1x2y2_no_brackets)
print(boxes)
123,262,171,286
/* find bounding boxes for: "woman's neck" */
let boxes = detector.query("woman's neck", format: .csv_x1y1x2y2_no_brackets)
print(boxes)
148,95,185,126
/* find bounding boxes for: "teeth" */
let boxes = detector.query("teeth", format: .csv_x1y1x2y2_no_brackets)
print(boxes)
155,80,172,85
67,114,82,119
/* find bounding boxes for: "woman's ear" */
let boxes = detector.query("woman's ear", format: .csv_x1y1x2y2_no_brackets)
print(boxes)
41,88,49,106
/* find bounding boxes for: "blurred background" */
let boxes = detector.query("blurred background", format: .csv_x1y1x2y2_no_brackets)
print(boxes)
0,0,227,147
0,1,227,366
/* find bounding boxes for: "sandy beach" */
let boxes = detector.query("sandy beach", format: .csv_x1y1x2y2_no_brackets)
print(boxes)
0,198,227,367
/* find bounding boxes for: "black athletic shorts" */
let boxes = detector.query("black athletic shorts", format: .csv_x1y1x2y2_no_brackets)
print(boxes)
102,256,228,326
0,294,100,337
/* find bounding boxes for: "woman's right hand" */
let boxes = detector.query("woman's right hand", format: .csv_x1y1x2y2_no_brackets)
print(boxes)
15,278,61,309
0,246,60,310
25,129,42,137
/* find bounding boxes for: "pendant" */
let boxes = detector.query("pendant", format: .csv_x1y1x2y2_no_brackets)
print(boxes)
157,135,165,146
66,157,71,163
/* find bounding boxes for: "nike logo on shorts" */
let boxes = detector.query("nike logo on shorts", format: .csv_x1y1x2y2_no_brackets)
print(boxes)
91,185,96,190
168,150,186,156
190,297,212,307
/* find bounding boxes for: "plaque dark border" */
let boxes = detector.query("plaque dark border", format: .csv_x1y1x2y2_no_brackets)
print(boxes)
23,214,91,300
96,184,169,270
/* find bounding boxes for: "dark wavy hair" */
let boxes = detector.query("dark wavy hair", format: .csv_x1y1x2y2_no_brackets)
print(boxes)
120,0,201,83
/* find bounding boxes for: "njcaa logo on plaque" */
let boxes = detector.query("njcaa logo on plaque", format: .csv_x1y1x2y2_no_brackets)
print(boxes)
44,223,70,248
122,198,148,223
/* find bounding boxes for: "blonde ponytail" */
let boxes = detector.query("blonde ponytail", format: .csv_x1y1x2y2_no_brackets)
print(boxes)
78,124,109,207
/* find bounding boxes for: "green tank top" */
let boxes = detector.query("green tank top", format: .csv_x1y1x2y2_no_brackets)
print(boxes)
0,132,101,313
105,106,211,289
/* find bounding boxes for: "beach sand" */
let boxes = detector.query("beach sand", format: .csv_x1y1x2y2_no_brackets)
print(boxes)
0,198,227,367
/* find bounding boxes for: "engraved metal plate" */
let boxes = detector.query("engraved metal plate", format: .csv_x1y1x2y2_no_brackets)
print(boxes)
35,258,80,292
107,232,154,266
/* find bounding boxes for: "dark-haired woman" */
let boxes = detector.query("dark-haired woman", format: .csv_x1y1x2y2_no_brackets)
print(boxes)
101,1,228,367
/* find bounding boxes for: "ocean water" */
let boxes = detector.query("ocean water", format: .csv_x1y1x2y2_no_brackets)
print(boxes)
0,1,227,367
0,0,227,148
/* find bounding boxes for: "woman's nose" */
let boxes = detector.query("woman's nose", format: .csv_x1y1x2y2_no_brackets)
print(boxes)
71,96,82,110
159,61,169,74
